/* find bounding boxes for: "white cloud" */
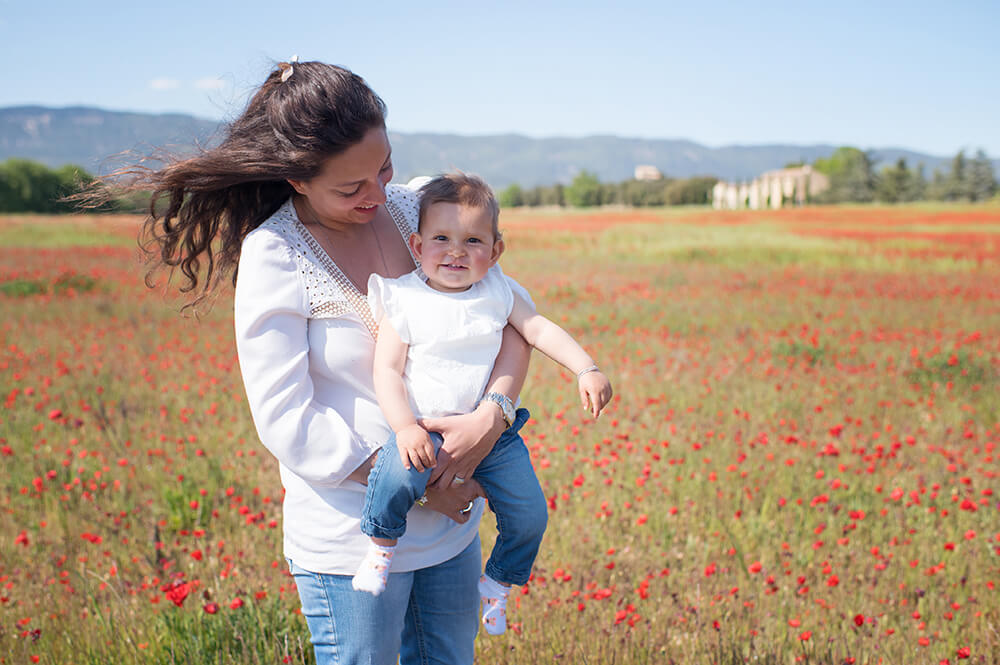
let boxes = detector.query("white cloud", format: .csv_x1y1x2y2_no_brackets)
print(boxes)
149,78,181,91
195,78,225,91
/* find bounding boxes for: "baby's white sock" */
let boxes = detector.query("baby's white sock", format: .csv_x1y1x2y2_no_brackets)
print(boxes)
351,543,395,596
478,575,511,635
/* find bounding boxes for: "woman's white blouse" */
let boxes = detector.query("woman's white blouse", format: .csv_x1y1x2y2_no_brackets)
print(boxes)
233,184,483,574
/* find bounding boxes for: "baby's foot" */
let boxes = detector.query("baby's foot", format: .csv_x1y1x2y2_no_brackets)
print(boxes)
352,544,395,596
478,575,510,635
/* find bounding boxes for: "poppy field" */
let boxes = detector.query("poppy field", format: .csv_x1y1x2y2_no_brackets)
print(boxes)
1,204,998,664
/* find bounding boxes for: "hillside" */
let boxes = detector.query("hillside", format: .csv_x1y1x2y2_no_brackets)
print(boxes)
0,105,980,187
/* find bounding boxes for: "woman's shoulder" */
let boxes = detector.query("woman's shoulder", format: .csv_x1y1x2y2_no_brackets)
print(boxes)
385,182,422,235
247,199,299,243
241,199,349,312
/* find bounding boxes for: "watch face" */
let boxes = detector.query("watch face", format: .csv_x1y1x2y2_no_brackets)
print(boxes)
487,393,513,424
499,399,514,424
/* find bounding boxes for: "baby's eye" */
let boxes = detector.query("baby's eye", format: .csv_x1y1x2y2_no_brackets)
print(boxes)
433,235,448,241
467,237,482,244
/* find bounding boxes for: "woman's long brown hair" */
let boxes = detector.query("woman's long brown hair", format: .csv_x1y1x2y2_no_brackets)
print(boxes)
108,61,386,311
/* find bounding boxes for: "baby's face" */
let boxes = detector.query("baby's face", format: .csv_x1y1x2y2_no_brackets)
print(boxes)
411,202,501,293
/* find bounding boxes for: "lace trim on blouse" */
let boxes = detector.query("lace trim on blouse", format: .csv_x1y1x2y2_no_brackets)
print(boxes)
260,185,420,339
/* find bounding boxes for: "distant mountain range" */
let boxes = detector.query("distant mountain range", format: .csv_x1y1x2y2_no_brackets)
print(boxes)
1,105,990,187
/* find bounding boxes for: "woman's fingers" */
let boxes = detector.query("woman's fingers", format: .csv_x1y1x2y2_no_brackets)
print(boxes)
427,449,452,485
424,480,484,523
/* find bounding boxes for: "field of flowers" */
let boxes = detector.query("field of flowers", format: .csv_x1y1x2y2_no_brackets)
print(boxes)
1,204,998,664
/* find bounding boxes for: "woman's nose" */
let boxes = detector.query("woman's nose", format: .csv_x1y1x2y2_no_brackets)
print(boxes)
363,179,387,205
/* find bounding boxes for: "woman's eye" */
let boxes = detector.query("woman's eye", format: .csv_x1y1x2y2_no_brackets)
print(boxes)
380,162,393,173
338,187,361,197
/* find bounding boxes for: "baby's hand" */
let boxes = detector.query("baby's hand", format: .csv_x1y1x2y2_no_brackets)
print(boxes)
578,370,613,418
396,424,437,472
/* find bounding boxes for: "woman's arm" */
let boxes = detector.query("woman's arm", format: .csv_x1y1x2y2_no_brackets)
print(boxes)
234,229,376,486
424,323,532,487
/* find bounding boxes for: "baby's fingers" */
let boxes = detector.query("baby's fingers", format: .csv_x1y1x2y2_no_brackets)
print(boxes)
587,387,602,418
419,440,437,469
408,448,429,473
579,384,591,413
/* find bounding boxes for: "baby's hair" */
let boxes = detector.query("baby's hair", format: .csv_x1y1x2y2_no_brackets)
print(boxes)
417,172,500,238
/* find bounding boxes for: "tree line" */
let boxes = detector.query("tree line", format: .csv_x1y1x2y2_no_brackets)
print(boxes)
809,147,996,204
0,159,150,213
499,173,718,208
2,148,997,213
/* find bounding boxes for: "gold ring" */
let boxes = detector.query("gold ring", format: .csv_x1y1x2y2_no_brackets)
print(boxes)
459,500,475,514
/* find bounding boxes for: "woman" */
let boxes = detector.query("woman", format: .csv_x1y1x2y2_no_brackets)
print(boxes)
134,60,532,664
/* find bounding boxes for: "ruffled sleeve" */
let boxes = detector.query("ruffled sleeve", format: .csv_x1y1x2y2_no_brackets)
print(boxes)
367,273,411,343
234,226,374,487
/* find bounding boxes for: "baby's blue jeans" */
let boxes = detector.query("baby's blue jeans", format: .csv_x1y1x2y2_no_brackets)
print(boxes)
361,408,546,585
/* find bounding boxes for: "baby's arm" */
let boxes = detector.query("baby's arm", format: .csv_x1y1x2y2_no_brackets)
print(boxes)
372,317,437,472
507,293,613,417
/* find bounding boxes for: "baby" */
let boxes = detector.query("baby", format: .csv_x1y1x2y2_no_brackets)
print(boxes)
354,173,612,635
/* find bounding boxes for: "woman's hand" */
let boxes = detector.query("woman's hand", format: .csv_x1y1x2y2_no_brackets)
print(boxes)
421,478,486,523
422,402,507,489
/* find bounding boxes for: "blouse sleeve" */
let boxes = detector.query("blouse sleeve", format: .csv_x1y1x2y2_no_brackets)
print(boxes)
234,227,373,487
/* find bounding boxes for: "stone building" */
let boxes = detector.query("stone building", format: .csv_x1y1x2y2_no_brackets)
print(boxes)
712,165,830,210
633,164,663,181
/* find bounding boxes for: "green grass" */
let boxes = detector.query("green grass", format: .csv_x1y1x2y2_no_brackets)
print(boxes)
0,219,138,248
2,205,998,665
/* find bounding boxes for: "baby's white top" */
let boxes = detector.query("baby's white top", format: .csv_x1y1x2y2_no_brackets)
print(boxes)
368,265,515,419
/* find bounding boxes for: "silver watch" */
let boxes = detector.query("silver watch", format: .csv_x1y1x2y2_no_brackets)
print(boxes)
481,392,515,428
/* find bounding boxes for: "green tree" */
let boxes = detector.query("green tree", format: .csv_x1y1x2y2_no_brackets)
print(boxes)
498,183,524,208
943,150,969,201
926,168,948,201
906,163,927,201
876,158,912,203
564,171,602,207
521,186,542,207
664,176,718,205
967,149,996,202
539,183,565,207
813,147,876,203
619,179,670,206
0,159,97,212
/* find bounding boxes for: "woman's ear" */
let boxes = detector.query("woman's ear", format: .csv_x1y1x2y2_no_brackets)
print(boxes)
287,179,307,196
408,232,423,262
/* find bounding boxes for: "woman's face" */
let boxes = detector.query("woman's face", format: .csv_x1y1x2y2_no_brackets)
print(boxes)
289,126,394,228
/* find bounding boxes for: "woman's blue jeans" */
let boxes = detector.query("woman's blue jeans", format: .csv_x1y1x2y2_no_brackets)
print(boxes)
361,408,547,586
289,537,481,665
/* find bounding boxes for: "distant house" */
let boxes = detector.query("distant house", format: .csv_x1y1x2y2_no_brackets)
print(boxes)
633,164,663,181
712,165,830,209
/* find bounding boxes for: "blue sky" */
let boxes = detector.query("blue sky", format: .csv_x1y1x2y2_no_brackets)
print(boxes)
3,0,997,156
